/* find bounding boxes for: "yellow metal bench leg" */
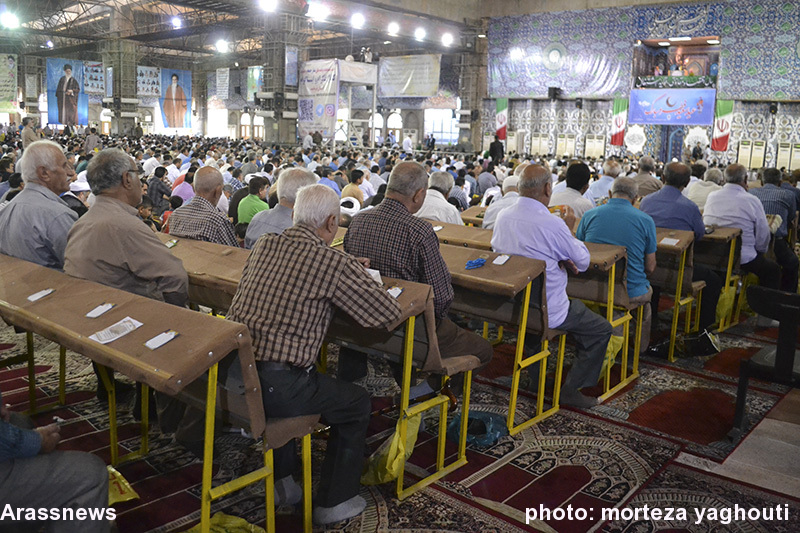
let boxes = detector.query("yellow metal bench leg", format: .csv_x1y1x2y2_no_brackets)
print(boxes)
95,365,118,466
302,433,312,533
316,344,328,374
26,331,36,412
694,289,702,333
200,363,219,533
668,250,687,362
395,316,415,500
264,446,275,533
139,384,149,456
58,345,66,405
507,283,532,434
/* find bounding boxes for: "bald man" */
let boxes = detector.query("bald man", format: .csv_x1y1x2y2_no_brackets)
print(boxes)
167,166,238,246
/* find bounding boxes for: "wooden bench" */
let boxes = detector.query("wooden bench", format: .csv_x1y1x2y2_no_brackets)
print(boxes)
461,205,486,227
694,227,742,331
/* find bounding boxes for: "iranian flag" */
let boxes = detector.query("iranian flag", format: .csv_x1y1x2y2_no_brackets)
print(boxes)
495,98,508,141
610,98,628,146
712,100,734,152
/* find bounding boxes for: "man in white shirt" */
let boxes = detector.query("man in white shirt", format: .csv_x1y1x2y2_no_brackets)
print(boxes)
354,169,375,201
549,162,595,219
414,171,462,225
482,175,520,230
142,152,161,177
492,164,612,408
704,163,780,325
165,157,181,184
302,132,314,150
402,134,413,154
587,159,622,201
687,167,723,211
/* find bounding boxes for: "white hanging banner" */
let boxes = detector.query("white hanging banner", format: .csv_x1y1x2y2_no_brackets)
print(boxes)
216,68,230,98
339,61,377,85
378,54,440,98
298,59,339,138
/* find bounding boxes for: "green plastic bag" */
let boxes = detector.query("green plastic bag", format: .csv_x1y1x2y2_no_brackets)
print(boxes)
182,512,265,533
361,414,422,485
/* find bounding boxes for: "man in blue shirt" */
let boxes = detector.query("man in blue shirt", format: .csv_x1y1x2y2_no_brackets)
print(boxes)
641,162,723,354
577,177,658,354
750,168,799,293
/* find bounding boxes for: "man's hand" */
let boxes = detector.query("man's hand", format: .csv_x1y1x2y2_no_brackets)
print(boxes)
36,423,61,453
0,403,10,422
356,257,370,269
559,259,580,275
560,205,577,232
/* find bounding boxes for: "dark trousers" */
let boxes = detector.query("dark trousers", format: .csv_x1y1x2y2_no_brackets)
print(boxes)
741,253,782,291
650,264,723,333
550,299,612,391
773,239,799,293
256,362,371,508
338,316,494,385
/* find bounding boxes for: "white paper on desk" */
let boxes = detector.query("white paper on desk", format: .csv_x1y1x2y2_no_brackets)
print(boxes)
27,289,54,302
145,331,178,350
493,254,510,265
660,237,680,246
86,303,114,318
365,268,382,285
433,226,443,232
387,287,403,299
89,317,143,345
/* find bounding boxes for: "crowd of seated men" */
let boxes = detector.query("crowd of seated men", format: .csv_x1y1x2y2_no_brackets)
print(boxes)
0,126,798,529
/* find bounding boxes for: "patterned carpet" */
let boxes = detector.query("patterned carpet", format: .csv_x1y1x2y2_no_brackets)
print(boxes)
1,309,798,533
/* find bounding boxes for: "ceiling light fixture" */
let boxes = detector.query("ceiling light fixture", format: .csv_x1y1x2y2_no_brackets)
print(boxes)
215,39,229,53
0,12,20,29
350,13,365,29
441,33,454,47
46,40,54,48
387,22,399,36
258,0,278,12
306,2,329,21
509,47,524,61
414,27,426,41
171,16,182,29
707,39,720,44
658,41,670,46
668,36,691,42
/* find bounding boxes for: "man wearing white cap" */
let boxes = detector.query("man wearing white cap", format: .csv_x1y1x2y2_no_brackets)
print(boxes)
482,174,520,230
61,180,91,217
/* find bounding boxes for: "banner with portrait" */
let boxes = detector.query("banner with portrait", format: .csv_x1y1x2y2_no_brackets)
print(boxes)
160,68,191,129
246,66,262,101
298,59,338,138
84,62,105,95
137,66,161,97
46,58,88,126
0,54,17,114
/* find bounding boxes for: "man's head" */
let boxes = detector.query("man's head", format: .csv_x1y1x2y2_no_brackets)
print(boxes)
663,162,691,189
638,156,656,173
518,164,552,204
350,169,364,185
602,160,622,178
86,148,142,207
503,175,519,194
0,158,13,174
18,140,74,195
249,176,268,198
137,195,153,219
611,176,638,203
154,166,167,179
277,168,317,206
566,163,591,193
704,168,724,184
386,161,428,214
762,167,782,186
194,166,224,203
724,164,748,186
171,74,179,85
429,171,454,197
293,184,340,244
63,64,72,77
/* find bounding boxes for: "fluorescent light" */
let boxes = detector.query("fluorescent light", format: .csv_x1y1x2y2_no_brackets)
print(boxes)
658,42,670,46
171,16,182,29
383,40,392,45
215,39,229,53
259,0,278,12
0,12,20,29
707,39,720,44
414,27,426,41
477,33,486,38
350,13,365,29
668,36,691,42
387,22,399,36
306,2,329,21
46,40,54,48
509,47,524,61
442,33,454,47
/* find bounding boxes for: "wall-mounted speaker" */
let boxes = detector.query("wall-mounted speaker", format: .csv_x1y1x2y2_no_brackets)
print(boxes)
575,98,583,109
769,103,778,115
470,109,480,122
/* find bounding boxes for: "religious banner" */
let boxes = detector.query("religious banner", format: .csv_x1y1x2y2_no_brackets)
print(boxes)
83,61,105,95
246,66,262,101
25,74,37,100
298,59,339,138
46,58,88,126
137,66,161,97
0,54,17,114
216,68,230,98
105,67,113,98
610,98,628,146
285,46,298,87
378,54,440,98
160,69,191,129
628,89,716,126
495,98,508,141
711,99,733,152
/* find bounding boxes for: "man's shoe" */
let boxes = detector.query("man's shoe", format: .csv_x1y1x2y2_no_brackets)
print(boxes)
688,330,721,357
313,495,367,525
560,388,598,409
275,475,302,506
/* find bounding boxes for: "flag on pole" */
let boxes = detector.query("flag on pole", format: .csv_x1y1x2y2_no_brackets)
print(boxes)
495,98,508,141
610,98,628,146
711,100,734,152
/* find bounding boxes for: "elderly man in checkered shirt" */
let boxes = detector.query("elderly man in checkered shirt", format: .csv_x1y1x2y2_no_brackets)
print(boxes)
167,166,238,247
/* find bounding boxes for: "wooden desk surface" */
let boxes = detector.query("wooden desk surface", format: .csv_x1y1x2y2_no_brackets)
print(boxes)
461,206,486,227
0,253,266,435
701,226,742,243
656,228,694,254
427,220,493,251
438,244,545,298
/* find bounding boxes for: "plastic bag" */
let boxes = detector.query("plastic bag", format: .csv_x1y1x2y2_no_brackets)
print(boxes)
447,411,508,448
182,512,265,533
600,335,625,376
108,465,139,505
716,284,736,324
361,414,422,485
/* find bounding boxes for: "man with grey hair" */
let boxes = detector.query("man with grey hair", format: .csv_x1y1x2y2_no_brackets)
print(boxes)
704,164,779,307
578,176,657,355
414,170,461,225
482,174,519,230
342,161,494,393
245,167,317,247
493,164,612,408
0,139,77,269
633,155,662,198
587,159,622,201
227,184,402,525
168,166,238,247
687,167,723,210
